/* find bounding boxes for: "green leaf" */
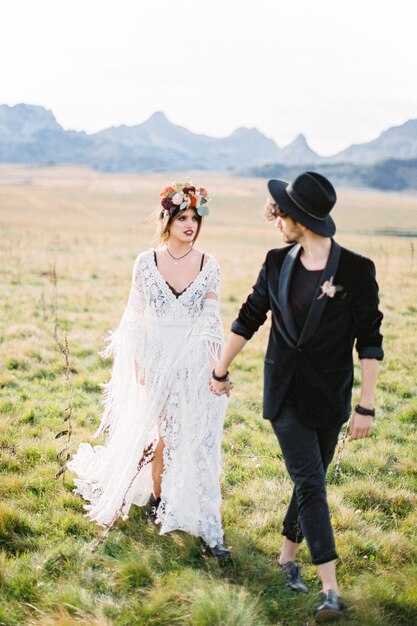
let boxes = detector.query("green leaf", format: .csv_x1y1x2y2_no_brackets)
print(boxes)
197,205,209,216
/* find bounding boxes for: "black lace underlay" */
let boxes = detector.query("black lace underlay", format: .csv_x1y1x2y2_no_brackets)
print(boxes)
154,251,205,298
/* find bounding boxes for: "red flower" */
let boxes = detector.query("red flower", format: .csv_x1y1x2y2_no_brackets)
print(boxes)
161,197,175,212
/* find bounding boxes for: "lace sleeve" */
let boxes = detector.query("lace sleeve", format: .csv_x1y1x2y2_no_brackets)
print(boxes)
101,258,146,360
200,259,224,365
93,257,146,439
205,257,220,301
118,264,146,334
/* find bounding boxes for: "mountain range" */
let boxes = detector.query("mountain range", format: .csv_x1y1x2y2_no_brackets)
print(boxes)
0,103,416,190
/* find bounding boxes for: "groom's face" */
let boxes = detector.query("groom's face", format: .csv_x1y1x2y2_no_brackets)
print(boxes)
275,214,304,244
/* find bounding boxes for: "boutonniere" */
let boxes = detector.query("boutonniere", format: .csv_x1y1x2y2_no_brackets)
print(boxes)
317,276,344,299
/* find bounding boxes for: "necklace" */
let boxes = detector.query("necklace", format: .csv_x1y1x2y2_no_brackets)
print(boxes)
166,246,193,265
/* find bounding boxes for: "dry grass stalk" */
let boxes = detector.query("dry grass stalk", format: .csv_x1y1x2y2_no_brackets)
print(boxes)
45,264,75,476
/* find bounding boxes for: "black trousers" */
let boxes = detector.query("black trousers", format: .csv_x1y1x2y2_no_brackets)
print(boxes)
271,403,343,566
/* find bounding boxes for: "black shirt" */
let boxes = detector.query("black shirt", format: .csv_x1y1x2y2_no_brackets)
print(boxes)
286,260,322,401
289,260,322,332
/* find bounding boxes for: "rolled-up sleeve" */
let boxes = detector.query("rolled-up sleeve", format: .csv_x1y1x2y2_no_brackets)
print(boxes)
353,258,384,360
231,259,271,340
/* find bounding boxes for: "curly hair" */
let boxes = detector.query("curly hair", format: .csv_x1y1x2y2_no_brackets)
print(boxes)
264,198,286,222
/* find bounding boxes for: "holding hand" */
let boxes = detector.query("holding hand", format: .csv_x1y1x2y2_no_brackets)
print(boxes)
208,334,247,398
209,377,233,397
209,367,233,397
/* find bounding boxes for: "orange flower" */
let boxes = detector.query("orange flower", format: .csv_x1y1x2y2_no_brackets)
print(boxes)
160,186,175,197
189,195,197,209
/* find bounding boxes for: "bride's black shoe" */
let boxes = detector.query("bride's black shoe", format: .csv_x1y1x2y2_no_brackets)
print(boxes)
146,494,161,525
202,541,232,561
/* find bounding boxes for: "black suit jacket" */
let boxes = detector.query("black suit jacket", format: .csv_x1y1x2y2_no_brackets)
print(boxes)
231,241,384,428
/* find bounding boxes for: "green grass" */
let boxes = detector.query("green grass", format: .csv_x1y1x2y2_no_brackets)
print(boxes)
0,166,416,625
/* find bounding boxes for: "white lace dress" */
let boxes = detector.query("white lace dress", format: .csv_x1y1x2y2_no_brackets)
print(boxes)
67,249,228,547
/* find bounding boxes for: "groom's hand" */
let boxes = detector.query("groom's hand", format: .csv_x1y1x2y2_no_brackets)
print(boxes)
209,377,233,397
348,413,373,441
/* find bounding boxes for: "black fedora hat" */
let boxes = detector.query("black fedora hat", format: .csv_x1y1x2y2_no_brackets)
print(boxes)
268,172,337,237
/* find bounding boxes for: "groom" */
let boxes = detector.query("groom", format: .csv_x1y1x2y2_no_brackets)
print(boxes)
210,172,383,622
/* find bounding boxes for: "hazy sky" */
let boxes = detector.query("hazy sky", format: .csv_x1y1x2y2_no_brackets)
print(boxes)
2,0,416,155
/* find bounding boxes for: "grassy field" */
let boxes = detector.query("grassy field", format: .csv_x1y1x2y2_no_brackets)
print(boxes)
0,165,416,626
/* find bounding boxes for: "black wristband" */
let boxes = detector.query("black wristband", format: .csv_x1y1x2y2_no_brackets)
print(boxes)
212,369,229,382
354,404,375,417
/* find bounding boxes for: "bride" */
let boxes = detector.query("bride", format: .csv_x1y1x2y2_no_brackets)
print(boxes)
68,182,231,559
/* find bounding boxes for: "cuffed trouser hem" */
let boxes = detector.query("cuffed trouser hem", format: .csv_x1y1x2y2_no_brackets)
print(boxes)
281,528,304,544
311,551,338,566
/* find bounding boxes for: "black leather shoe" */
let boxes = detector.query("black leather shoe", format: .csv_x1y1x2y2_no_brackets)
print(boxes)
146,494,161,525
203,542,232,561
315,589,348,623
279,561,309,593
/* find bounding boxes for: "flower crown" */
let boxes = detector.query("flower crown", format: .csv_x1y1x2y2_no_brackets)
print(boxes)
160,182,209,218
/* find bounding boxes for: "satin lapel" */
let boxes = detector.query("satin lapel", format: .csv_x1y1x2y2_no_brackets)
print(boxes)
297,241,342,347
278,244,300,343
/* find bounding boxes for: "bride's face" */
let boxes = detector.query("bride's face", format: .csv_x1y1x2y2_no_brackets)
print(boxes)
169,208,201,244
